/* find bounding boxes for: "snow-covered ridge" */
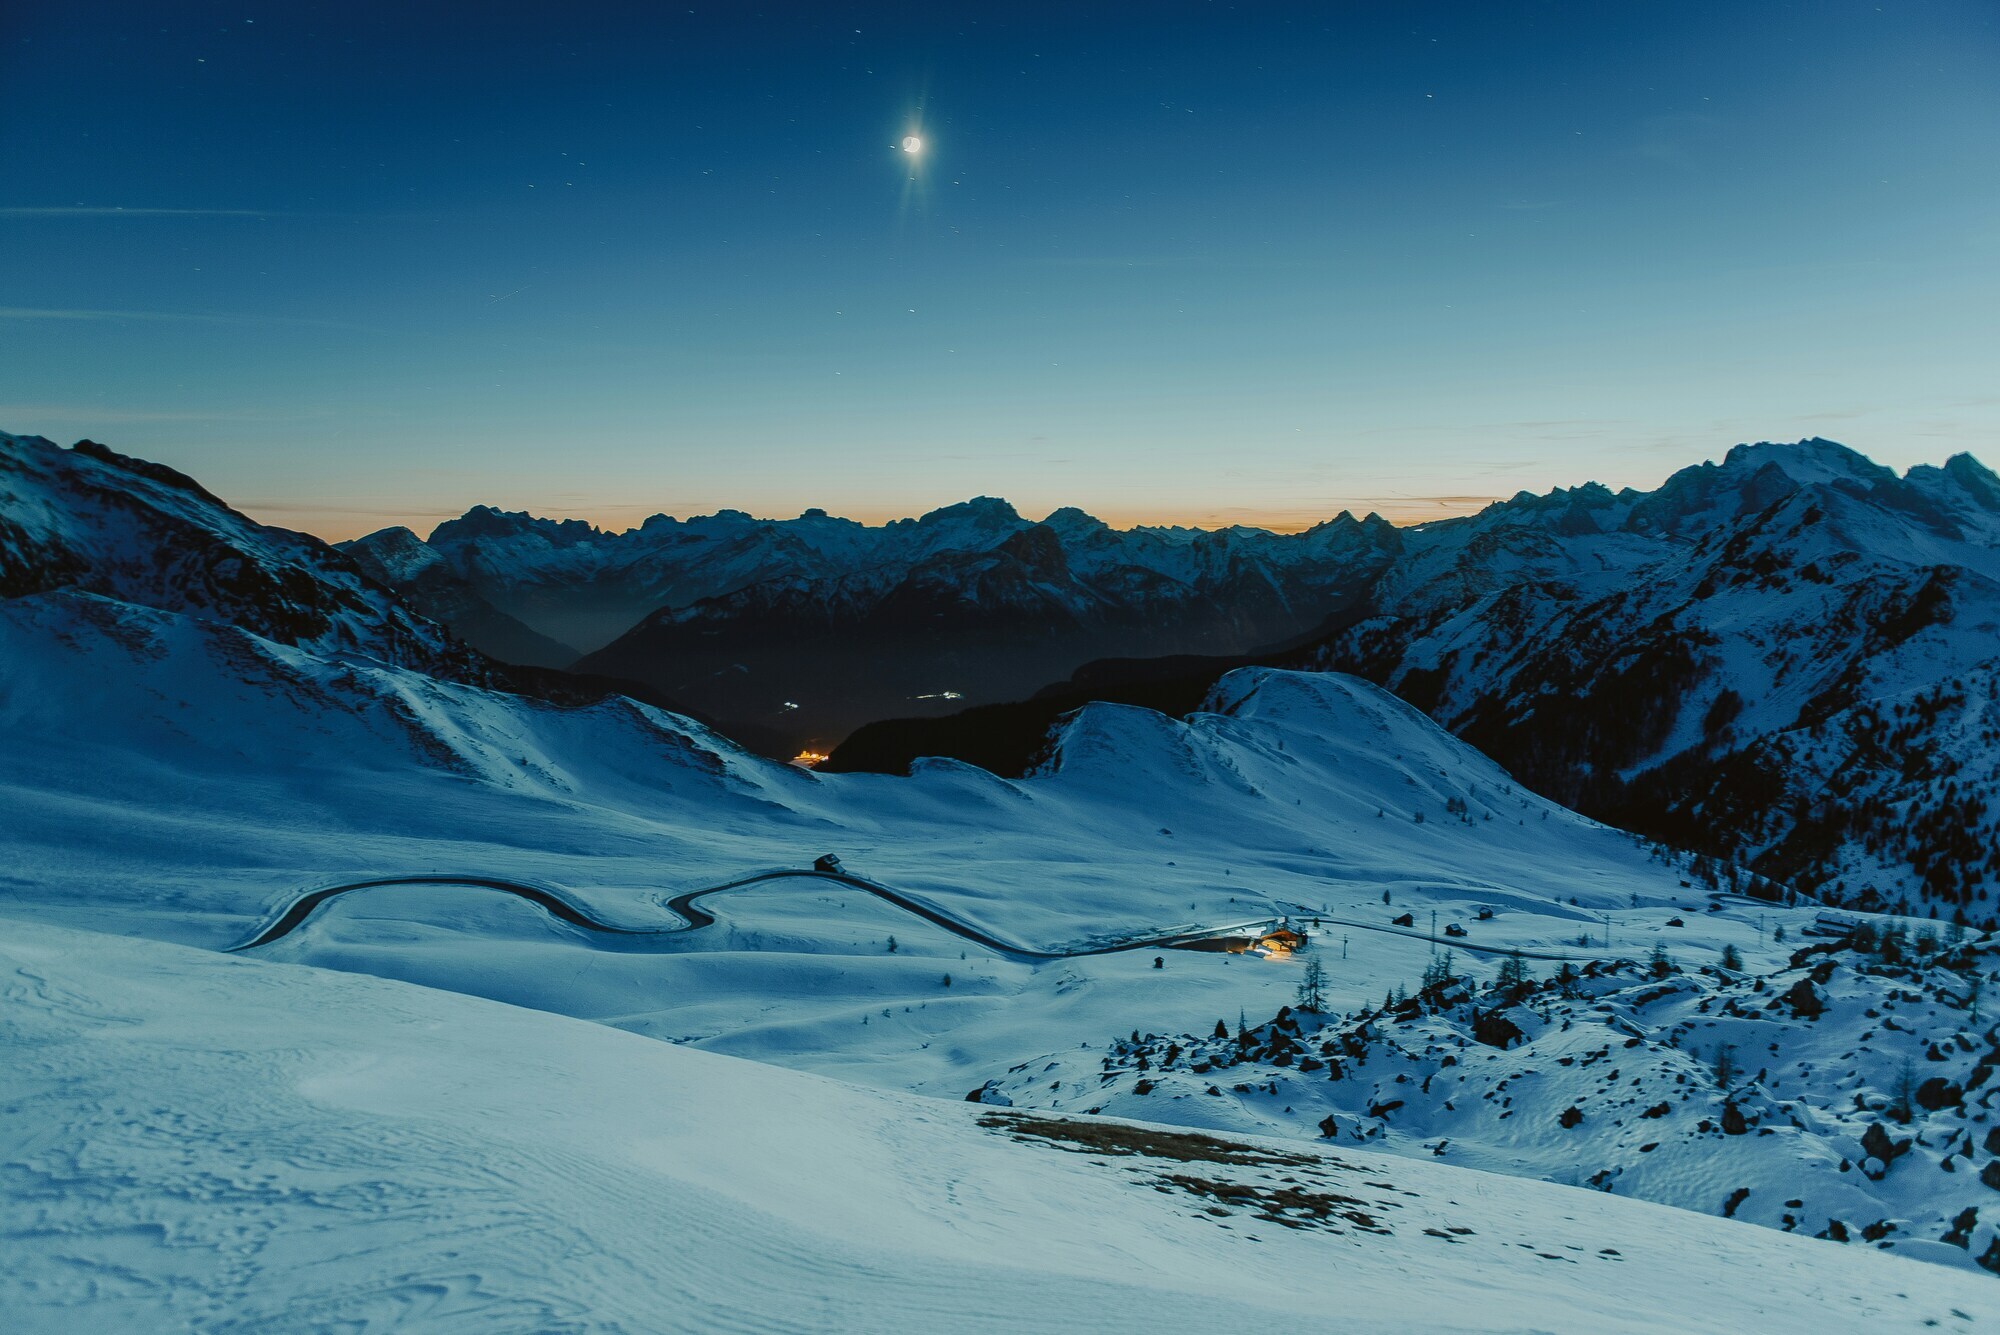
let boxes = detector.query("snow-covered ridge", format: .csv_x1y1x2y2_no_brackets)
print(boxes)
1302,439,2000,920
0,430,489,684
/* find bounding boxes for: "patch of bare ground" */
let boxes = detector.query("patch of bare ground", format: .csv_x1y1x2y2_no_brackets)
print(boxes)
978,1111,1403,1236
976,1112,1321,1168
1155,1173,1392,1234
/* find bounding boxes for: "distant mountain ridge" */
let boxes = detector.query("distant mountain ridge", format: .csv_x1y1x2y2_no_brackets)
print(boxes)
350,495,1403,741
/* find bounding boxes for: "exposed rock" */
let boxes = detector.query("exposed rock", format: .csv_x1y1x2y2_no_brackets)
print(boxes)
1915,1077,1963,1112
1861,1121,1909,1164
1781,977,1827,1020
1472,1009,1526,1050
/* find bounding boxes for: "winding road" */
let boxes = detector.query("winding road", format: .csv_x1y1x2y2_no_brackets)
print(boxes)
231,864,1699,966
228,868,1285,960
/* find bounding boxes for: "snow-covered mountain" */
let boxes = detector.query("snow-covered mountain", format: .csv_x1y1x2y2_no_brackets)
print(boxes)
1304,439,2000,923
836,439,2000,923
352,496,1401,741
7,428,2000,1324
342,524,578,668
0,431,489,682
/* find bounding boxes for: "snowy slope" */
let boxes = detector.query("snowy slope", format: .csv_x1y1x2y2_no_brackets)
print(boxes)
10,585,1944,1285
8,434,2000,1310
979,928,2000,1273
0,587,1694,958
1310,439,2000,920
6,918,1995,1334
0,582,1763,1115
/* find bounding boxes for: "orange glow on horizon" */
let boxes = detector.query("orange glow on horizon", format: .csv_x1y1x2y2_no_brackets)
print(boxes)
266,494,1509,546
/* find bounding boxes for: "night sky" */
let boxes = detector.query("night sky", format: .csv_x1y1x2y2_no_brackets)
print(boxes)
4,1,1997,539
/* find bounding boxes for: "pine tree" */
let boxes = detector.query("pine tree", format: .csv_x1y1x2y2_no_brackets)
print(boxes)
1889,1059,1918,1124
1421,950,1457,1000
1213,1018,1229,1039
1713,1043,1737,1090
1295,957,1329,1012
1494,949,1530,999
1648,941,1673,978
886,935,898,953
1719,943,1743,971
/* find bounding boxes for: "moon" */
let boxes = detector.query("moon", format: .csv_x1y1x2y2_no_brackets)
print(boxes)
901,135,923,155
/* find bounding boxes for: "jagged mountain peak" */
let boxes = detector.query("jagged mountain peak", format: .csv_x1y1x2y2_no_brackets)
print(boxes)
914,495,1025,528
429,505,608,548
342,525,445,583
995,522,1070,576
1040,505,1109,539
1718,436,1895,488
69,436,233,509
1907,452,2000,521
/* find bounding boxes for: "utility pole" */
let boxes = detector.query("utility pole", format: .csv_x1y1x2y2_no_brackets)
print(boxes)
1431,909,1438,941
1343,934,1349,960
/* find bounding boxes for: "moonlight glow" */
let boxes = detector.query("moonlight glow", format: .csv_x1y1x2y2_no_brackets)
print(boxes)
901,135,923,155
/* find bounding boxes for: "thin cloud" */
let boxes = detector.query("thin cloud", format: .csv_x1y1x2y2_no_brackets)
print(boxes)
0,207,279,218
1339,494,1508,510
238,500,469,519
0,403,287,424
0,307,378,333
